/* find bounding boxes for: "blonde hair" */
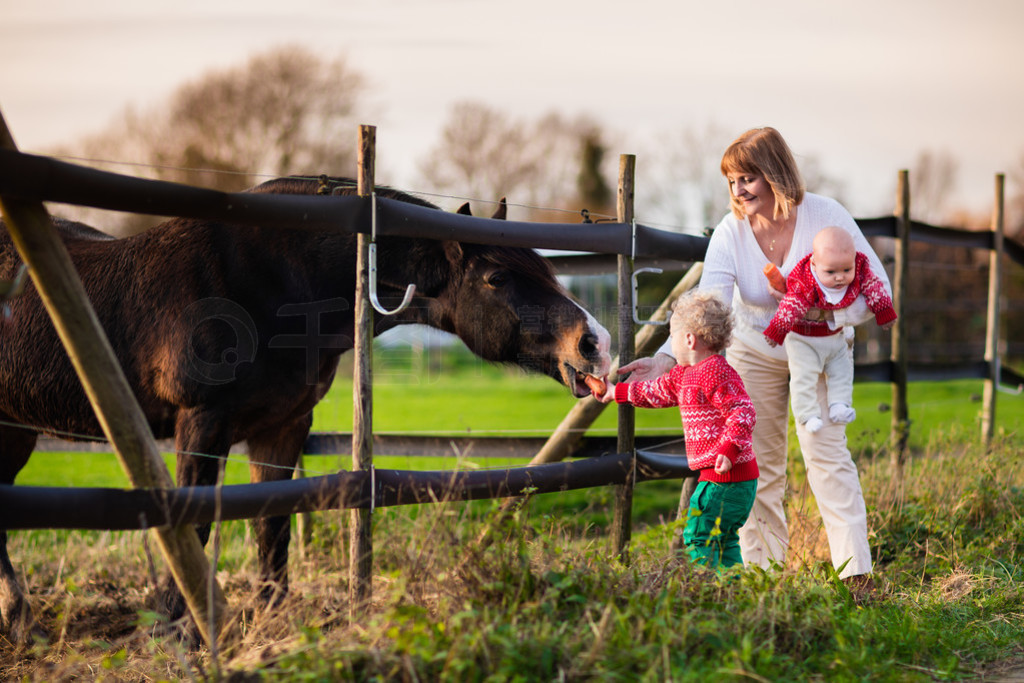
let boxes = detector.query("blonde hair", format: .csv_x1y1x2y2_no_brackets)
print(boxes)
670,290,733,353
720,127,805,221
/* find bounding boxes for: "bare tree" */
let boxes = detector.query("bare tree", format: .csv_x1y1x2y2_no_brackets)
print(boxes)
908,149,959,225
58,45,368,235
641,123,734,234
798,155,849,209
417,102,537,208
576,132,613,214
416,103,615,219
160,46,365,185
641,123,850,236
1007,152,1024,241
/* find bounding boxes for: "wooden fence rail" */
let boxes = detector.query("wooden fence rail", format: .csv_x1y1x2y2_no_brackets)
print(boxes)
0,148,710,260
0,450,692,531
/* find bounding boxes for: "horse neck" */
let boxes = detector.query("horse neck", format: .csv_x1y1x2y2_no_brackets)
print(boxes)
297,233,446,332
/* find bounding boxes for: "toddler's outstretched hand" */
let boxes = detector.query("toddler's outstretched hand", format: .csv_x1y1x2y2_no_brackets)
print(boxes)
714,453,733,475
593,379,616,403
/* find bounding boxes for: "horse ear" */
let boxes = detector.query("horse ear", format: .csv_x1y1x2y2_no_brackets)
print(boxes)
443,241,464,264
492,198,507,220
457,202,472,215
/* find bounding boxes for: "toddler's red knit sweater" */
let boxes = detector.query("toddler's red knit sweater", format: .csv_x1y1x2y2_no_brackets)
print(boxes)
615,355,758,483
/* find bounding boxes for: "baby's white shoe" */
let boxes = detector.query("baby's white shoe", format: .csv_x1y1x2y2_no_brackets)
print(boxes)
829,403,856,424
804,416,824,434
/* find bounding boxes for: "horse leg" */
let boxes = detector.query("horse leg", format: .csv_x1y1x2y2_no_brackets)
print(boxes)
245,412,313,606
0,423,48,644
154,409,231,625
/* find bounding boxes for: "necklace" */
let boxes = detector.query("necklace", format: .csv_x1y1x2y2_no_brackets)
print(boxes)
769,237,776,253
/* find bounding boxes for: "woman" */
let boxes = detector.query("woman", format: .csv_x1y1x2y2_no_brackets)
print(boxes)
621,127,886,587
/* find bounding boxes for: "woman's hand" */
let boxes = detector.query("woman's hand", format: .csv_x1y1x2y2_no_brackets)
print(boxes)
804,307,834,322
767,283,785,302
617,353,675,382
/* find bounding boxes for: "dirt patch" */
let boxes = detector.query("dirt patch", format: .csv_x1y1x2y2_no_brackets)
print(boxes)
978,656,1024,682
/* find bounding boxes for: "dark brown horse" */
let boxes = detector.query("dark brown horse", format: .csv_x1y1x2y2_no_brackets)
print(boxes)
0,177,611,642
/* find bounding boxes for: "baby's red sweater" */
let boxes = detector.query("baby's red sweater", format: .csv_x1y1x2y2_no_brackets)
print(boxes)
614,355,758,484
764,251,897,345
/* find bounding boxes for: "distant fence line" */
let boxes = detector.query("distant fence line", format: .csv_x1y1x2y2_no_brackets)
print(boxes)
4,149,1022,472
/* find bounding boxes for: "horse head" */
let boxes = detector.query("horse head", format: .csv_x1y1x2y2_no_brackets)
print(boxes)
426,239,611,398
252,176,612,396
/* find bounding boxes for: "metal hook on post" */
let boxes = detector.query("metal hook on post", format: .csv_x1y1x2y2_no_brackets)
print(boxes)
367,192,415,316
629,219,666,326
995,357,1024,395
631,267,667,326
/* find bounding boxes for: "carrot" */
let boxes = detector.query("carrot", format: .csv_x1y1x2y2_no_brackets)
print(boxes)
584,375,606,396
763,262,787,292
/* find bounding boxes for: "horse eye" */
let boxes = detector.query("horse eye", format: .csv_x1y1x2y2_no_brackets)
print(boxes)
485,271,510,288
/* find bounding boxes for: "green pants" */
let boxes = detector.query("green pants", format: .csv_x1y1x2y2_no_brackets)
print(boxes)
682,479,758,570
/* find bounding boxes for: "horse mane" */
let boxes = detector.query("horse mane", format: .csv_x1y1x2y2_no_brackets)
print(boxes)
248,175,438,209
248,175,558,287
53,217,116,241
476,244,560,288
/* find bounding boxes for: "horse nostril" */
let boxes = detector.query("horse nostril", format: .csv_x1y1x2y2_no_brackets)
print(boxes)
579,333,597,358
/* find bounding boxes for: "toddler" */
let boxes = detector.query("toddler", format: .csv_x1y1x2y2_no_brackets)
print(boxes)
595,290,758,570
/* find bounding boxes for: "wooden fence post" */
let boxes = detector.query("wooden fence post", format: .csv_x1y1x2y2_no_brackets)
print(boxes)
527,263,702,466
889,170,910,478
350,124,375,614
295,454,312,560
0,112,234,651
981,173,1005,446
611,154,636,564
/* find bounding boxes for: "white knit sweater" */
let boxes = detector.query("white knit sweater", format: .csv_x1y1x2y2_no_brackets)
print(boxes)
660,193,891,362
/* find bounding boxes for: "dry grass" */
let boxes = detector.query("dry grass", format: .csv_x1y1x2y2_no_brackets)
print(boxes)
3,435,1023,680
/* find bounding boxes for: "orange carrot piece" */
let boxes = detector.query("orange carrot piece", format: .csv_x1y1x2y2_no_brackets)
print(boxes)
763,262,787,292
584,375,606,396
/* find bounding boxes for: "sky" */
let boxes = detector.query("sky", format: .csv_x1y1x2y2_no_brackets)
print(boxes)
2,0,1023,224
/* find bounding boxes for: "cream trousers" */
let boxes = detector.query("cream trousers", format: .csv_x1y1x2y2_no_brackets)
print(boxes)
727,338,872,578
783,331,854,426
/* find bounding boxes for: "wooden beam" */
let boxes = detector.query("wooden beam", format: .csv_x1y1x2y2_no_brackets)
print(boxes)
350,124,375,613
611,154,636,564
889,170,910,478
0,111,234,650
981,174,1005,446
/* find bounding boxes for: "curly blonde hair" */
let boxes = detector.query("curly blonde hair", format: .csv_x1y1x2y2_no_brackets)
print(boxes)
670,290,733,353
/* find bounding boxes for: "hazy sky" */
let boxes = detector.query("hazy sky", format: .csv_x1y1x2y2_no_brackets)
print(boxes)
2,0,1023,222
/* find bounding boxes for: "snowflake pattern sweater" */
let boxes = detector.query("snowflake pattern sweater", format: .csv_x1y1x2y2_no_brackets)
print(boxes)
614,355,758,484
763,251,898,346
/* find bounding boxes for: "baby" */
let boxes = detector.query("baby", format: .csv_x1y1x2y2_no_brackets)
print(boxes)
763,226,897,433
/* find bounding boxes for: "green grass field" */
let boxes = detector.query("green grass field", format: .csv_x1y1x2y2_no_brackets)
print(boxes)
15,347,1024,490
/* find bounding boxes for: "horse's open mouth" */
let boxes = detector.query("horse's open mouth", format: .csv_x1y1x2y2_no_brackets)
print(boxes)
569,368,607,399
